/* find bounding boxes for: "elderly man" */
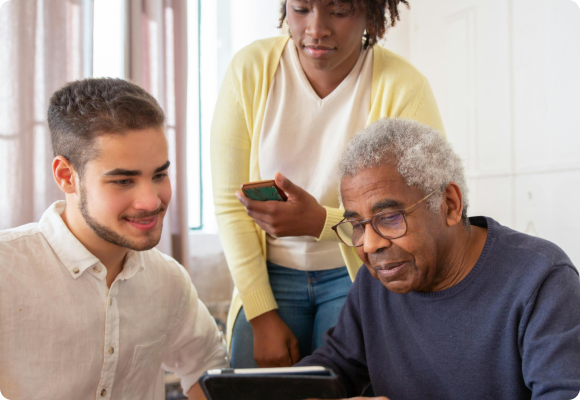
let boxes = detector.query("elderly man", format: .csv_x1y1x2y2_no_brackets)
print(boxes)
300,118,580,400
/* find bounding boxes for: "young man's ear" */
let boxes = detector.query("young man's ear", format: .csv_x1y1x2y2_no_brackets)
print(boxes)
443,182,464,228
52,156,77,194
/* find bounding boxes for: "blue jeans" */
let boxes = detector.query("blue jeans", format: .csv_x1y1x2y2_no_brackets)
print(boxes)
230,262,352,368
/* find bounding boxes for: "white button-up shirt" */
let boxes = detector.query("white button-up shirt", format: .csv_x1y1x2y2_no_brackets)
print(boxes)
0,202,228,400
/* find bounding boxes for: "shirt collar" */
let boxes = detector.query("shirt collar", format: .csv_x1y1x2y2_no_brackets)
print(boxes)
118,250,146,280
39,201,146,280
39,201,100,279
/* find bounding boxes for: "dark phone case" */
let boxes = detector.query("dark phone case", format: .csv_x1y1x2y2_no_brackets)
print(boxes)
199,369,341,400
241,180,288,201
242,186,286,201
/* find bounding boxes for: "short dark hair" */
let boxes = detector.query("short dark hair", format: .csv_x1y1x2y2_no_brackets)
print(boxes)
47,78,166,175
278,0,410,49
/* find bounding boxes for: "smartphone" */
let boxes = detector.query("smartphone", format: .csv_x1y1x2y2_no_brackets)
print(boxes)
241,180,288,201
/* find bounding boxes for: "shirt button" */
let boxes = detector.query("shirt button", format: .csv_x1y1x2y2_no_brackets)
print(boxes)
109,298,113,306
72,267,80,274
93,266,100,273
100,389,106,396
108,347,114,354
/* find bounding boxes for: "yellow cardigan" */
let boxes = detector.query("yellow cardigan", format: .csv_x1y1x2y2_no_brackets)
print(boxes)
210,36,445,348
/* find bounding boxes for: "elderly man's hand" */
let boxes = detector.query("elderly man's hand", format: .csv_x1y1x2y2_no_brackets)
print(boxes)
186,382,206,399
307,397,390,400
236,172,327,238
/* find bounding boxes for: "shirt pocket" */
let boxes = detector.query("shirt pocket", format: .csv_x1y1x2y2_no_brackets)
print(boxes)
122,335,167,399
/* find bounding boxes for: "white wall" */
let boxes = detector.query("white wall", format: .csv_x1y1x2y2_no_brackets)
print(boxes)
92,0,125,79
384,0,580,266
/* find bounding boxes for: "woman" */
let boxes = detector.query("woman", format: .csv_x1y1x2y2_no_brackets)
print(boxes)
210,0,445,368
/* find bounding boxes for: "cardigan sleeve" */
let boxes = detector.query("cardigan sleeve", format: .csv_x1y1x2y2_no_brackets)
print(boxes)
316,206,345,242
210,63,278,321
400,75,446,136
369,46,446,137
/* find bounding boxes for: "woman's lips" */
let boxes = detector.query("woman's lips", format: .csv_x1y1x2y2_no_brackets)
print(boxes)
126,215,158,231
304,45,335,59
375,262,406,279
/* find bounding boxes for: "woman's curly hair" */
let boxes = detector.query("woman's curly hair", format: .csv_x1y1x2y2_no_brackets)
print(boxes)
278,0,410,49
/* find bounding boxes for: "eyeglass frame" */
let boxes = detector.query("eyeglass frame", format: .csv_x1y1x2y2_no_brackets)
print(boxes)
331,188,441,248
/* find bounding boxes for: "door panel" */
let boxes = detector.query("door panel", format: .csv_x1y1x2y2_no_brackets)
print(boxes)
383,0,580,266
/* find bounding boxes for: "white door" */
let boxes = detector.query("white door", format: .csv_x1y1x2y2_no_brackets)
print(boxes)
385,0,580,266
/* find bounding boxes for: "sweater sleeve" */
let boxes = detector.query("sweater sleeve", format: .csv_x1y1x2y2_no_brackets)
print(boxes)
520,264,580,399
369,46,446,137
297,268,371,396
316,206,344,242
403,75,446,137
210,63,277,321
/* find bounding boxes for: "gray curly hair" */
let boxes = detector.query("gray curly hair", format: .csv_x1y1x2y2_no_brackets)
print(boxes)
339,118,469,223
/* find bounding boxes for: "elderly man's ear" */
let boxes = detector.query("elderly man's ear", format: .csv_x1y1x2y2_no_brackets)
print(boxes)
442,182,464,227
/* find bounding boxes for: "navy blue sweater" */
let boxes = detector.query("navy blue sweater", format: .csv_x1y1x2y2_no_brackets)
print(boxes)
299,217,580,399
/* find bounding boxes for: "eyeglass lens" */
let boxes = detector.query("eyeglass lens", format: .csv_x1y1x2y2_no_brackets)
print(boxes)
338,212,406,247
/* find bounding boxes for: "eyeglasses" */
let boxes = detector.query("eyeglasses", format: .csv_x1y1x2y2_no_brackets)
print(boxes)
332,189,439,247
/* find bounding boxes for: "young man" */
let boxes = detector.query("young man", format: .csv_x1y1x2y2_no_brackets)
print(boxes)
0,78,228,400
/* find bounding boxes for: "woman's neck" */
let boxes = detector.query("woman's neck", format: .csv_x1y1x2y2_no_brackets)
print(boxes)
295,42,362,99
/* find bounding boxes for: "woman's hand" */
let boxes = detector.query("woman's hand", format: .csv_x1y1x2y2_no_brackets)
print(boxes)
236,172,327,238
250,310,301,367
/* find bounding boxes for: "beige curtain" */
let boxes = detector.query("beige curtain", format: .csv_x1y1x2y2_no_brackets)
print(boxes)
0,0,190,268
126,0,190,269
0,0,86,229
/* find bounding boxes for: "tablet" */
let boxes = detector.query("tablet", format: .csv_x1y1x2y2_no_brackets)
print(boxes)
199,366,341,400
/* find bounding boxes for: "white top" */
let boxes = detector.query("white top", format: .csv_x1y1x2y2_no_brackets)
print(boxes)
0,201,228,400
259,39,373,271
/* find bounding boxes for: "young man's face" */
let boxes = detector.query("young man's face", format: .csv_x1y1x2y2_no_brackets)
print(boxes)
77,127,171,251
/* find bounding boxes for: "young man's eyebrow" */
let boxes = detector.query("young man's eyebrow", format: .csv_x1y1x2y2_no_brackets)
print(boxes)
103,161,170,177
154,160,171,173
103,168,141,177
